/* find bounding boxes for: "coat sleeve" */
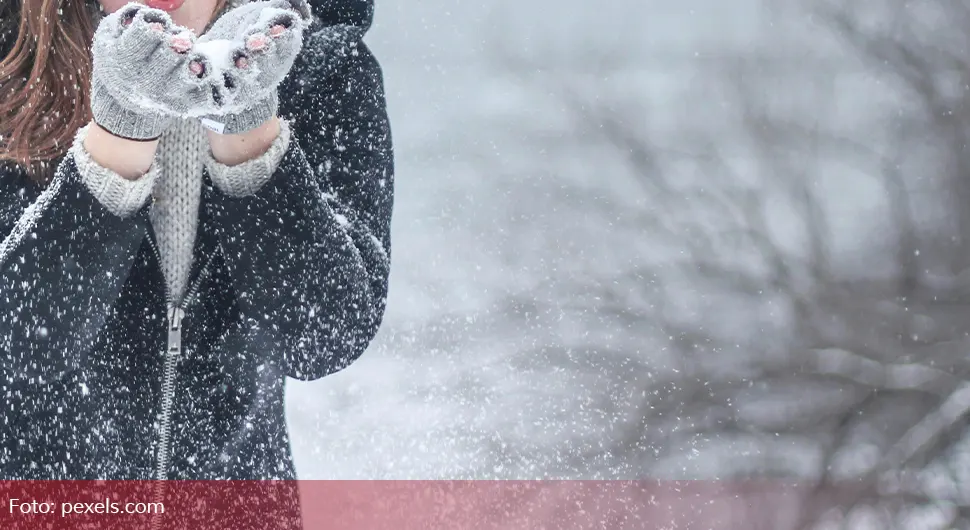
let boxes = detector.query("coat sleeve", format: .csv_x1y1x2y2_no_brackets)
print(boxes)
202,24,394,381
0,154,152,389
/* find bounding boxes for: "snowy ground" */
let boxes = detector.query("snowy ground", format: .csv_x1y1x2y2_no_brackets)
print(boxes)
285,0,770,479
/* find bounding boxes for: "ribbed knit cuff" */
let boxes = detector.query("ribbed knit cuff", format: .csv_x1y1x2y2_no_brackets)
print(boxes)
70,125,160,219
205,118,292,198
90,81,171,141
200,92,279,136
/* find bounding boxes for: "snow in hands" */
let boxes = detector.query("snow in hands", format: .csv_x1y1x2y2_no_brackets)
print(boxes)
95,1,312,122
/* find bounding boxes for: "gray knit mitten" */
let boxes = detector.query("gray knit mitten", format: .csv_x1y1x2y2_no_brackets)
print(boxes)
90,3,226,140
194,0,312,135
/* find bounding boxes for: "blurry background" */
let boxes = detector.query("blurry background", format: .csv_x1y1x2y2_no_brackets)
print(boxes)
289,0,970,526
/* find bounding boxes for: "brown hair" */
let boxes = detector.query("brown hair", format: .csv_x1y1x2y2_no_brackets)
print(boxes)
0,0,97,183
0,0,228,184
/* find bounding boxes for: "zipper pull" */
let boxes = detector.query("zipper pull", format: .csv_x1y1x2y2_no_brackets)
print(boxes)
167,305,185,356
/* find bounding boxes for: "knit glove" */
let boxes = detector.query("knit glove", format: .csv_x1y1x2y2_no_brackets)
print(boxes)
194,0,312,135
90,3,225,140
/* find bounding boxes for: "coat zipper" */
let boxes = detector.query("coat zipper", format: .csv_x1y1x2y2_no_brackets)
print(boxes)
146,230,215,526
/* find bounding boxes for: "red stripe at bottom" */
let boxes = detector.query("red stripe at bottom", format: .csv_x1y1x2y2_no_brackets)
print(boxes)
0,480,827,529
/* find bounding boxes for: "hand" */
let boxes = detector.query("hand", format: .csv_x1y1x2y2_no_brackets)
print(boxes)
89,2,226,140
194,0,313,135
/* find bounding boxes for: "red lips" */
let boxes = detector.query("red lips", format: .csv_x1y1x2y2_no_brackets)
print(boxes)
145,0,186,12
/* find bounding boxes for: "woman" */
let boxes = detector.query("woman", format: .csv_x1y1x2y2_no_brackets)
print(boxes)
0,0,393,487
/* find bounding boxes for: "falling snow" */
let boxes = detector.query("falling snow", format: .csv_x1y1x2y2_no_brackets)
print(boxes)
3,0,970,528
